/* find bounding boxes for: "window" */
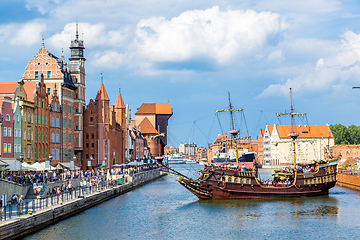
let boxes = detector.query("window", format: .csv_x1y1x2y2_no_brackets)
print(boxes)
68,133,71,143
14,144,17,153
51,133,55,143
28,112,32,123
63,133,66,143
18,129,21,138
75,138,79,143
47,88,51,94
75,108,79,113
56,118,59,127
86,143,89,148
38,101,41,108
90,117,93,121
5,114,10,121
86,134,89,139
8,128,11,137
17,114,19,122
51,118,55,127
42,102,44,108
86,154,89,159
75,94,78,99
63,119,65,128
14,128,17,137
54,104,57,112
91,143,94,148
35,71,39,79
91,134,94,139
46,116,48,125
3,143,7,153
4,127,7,137
47,71,51,79
56,149,59,161
52,149,55,160
35,130,37,141
68,119,71,128
56,133,59,143
75,125,79,130
68,149,71,161
75,77,78,83
42,116,44,125
8,144,11,153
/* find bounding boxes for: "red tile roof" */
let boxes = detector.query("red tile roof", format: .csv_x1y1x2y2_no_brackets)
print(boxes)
136,103,172,115
115,93,125,108
0,82,18,97
23,80,38,102
95,83,109,101
275,125,333,138
138,117,158,134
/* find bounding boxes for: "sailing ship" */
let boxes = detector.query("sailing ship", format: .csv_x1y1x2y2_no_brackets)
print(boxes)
213,93,256,167
163,89,337,199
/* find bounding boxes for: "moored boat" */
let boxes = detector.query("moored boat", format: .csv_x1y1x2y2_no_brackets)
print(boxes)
164,88,337,199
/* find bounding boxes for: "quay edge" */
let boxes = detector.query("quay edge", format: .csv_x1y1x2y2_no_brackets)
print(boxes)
0,169,165,240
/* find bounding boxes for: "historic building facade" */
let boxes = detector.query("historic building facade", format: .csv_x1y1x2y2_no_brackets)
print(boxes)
82,82,125,170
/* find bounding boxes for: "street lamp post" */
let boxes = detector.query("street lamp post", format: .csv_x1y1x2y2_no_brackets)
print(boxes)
104,156,107,168
20,154,24,181
73,155,76,170
90,155,94,170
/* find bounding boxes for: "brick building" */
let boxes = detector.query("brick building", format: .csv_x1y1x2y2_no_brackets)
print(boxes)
82,82,125,170
0,97,14,158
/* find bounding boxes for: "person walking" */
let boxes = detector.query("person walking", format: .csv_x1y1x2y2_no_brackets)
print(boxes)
18,195,24,216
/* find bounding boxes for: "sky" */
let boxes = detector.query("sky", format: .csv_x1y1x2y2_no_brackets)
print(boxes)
1,0,360,148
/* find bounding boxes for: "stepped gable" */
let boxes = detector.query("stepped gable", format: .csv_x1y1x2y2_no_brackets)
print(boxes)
115,93,125,108
138,117,158,134
95,83,109,101
136,103,172,115
275,124,333,138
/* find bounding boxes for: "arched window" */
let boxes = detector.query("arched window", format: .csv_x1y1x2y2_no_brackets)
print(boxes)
91,134,94,139
17,114,19,122
5,114,10,121
90,117,93,121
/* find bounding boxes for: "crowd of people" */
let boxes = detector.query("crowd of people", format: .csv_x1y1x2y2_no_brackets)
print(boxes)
0,163,161,187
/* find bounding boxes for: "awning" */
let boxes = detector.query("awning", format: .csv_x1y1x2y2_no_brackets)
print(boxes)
94,164,106,168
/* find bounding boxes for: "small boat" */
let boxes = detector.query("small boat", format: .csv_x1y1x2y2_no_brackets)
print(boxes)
163,89,337,199
165,153,186,164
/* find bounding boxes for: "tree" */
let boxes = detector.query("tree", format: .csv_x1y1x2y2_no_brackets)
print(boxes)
330,124,360,145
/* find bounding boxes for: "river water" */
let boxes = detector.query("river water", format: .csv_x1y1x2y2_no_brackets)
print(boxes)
25,164,360,240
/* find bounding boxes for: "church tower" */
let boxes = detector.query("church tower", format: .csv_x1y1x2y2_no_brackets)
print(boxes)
69,22,86,162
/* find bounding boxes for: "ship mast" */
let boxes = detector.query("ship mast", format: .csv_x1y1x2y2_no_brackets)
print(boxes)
216,92,242,166
276,88,306,170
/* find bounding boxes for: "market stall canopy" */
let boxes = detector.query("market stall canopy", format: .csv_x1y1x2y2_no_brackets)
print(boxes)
112,164,123,167
59,162,80,170
0,160,9,167
6,161,36,171
94,164,106,168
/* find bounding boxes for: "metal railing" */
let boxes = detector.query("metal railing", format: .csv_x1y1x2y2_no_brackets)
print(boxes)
0,177,128,222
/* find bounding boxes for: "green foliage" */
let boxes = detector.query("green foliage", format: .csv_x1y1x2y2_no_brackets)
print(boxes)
330,124,360,145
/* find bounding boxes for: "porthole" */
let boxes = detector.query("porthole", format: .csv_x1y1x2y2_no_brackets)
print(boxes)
38,62,40,65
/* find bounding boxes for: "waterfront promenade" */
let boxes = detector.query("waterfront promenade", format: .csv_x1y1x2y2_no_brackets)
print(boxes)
0,168,165,240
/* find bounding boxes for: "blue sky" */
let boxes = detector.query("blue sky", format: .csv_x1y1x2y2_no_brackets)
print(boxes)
1,0,360,148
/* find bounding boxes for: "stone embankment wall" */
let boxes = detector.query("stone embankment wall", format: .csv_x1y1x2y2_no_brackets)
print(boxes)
0,169,164,240
337,172,360,191
0,180,31,198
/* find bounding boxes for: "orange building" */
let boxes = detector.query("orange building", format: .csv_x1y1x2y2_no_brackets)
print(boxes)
135,103,172,157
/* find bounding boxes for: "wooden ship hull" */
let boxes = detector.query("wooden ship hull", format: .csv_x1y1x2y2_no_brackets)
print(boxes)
176,163,337,200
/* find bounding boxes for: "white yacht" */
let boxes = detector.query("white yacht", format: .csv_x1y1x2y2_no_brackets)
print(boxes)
165,154,186,164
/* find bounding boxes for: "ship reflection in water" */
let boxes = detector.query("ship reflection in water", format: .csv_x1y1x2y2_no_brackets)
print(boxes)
24,166,360,240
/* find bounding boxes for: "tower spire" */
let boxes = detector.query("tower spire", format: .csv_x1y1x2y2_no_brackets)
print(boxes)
76,18,79,40
42,37,45,48
101,72,103,84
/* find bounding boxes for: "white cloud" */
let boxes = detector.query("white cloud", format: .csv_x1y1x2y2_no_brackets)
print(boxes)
90,51,127,69
47,22,125,50
0,22,46,46
261,30,360,97
134,6,287,64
